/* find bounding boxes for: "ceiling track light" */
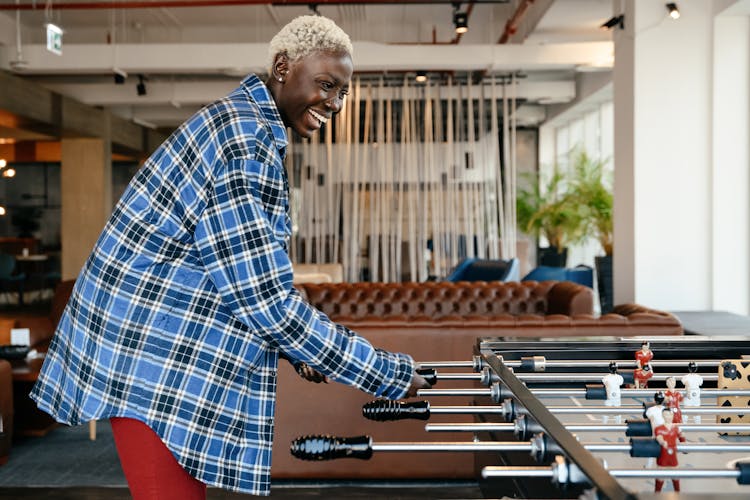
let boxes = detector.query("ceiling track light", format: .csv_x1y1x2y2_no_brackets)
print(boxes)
454,12,468,34
113,67,127,85
136,74,147,96
600,14,624,31
415,71,427,83
453,2,468,34
666,3,680,20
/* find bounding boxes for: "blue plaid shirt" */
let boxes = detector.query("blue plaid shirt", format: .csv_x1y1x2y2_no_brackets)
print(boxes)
30,74,414,495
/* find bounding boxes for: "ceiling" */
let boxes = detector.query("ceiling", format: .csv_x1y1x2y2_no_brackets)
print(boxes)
0,0,615,133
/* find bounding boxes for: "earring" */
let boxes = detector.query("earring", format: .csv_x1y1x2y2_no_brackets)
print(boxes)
278,77,283,82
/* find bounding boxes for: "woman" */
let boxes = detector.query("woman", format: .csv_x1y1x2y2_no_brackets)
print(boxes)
31,15,430,499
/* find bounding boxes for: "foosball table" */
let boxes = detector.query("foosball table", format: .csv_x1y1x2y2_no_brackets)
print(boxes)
290,337,750,499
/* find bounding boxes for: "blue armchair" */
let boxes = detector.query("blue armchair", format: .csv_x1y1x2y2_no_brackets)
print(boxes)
445,257,520,282
0,253,26,306
521,265,594,288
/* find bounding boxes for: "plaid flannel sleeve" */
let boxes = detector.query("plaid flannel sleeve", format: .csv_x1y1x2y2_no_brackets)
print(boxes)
194,158,413,400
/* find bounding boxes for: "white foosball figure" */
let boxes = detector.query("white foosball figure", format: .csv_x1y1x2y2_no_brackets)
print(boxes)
644,392,666,467
681,361,703,423
645,392,666,428
602,361,624,423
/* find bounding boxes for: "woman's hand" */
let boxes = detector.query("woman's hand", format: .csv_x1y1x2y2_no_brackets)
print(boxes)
405,371,432,398
295,362,328,383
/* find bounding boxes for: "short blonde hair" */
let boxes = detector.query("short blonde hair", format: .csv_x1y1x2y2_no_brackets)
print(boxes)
268,15,353,72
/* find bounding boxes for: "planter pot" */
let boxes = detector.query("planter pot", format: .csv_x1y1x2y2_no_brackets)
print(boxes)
595,255,614,314
538,246,567,268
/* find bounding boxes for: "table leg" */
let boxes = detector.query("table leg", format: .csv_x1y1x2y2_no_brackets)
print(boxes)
89,420,97,440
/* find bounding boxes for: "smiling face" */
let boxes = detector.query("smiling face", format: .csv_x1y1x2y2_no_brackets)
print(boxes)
269,50,352,138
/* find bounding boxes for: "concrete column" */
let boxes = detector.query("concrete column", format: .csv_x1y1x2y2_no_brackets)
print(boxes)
60,136,112,280
613,0,725,310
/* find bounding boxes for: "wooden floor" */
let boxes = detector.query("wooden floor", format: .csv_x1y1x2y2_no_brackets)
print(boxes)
0,483,484,499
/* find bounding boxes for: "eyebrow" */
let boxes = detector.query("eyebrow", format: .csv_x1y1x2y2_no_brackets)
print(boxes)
317,72,349,87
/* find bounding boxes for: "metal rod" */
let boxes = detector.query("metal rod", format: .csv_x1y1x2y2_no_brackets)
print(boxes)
425,422,750,433
419,361,476,369
420,387,750,398
481,466,743,480
372,442,531,452
544,406,743,415
368,441,750,453
513,373,718,383
418,358,727,371
503,359,722,369
429,406,505,415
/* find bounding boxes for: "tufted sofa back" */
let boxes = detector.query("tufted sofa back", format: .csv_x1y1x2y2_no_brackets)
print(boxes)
298,280,594,320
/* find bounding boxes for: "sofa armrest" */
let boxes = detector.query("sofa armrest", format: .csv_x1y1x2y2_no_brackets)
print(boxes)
608,303,683,335
546,281,594,316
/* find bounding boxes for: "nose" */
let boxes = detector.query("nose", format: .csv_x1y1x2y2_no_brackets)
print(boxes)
326,95,344,113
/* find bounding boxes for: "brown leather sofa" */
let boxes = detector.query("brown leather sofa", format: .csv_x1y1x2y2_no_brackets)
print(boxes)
271,280,682,480
11,279,681,477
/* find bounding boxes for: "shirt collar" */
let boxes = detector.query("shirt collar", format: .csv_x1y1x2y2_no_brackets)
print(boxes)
241,74,288,154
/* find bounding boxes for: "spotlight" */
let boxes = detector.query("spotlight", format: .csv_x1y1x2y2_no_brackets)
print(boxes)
600,14,624,30
666,3,680,20
136,74,147,96
454,11,468,34
1,167,16,178
0,206,5,216
415,71,427,83
113,68,127,84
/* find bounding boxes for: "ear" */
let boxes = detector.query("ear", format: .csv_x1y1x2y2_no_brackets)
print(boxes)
272,53,290,81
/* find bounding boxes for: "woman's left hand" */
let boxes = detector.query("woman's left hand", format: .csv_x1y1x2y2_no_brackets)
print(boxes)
295,362,328,383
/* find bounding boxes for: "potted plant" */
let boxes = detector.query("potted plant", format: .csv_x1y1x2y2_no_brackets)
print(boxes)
569,150,614,312
516,164,589,267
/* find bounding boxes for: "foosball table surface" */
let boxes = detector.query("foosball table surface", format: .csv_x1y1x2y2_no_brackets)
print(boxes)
475,337,750,500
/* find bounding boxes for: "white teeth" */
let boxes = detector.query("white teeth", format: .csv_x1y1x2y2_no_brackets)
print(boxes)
308,109,328,125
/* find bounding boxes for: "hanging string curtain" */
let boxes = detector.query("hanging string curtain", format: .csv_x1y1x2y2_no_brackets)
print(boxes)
289,76,519,282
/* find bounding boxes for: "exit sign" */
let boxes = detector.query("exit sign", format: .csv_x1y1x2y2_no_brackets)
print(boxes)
46,23,63,55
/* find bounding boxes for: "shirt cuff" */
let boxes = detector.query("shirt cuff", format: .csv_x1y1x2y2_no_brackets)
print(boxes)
373,351,415,400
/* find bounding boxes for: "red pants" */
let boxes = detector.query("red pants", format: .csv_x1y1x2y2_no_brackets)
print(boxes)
111,417,207,500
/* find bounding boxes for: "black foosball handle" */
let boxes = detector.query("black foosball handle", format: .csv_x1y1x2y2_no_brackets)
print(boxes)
737,462,750,484
585,384,606,400
625,419,653,437
291,435,373,461
416,368,438,386
629,438,661,458
362,399,430,421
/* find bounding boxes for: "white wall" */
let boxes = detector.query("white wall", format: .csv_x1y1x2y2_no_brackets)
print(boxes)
712,13,750,314
614,0,750,312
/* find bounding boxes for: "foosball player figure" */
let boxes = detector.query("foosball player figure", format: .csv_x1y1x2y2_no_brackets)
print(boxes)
645,391,666,429
653,407,686,492
634,361,654,389
664,376,684,423
602,361,624,406
681,362,704,423
602,361,624,423
635,340,653,366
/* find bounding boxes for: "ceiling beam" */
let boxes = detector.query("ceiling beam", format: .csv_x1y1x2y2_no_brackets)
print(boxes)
39,79,576,107
0,70,166,152
0,41,613,75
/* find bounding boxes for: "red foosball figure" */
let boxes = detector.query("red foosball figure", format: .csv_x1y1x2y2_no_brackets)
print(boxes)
664,376,684,423
653,408,686,492
633,361,653,389
635,341,653,366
